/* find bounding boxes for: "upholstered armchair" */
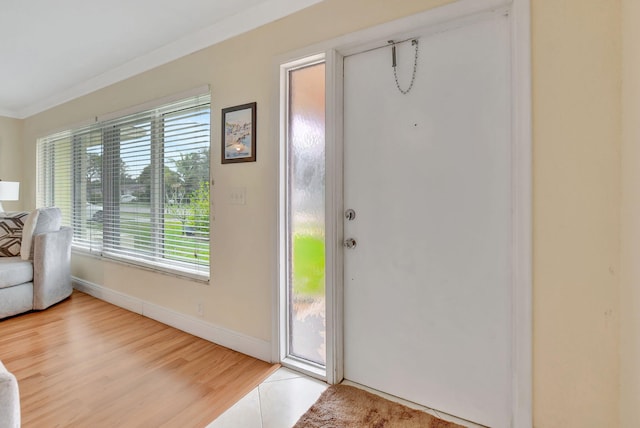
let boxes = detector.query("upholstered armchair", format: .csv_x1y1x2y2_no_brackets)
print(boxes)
0,207,72,319
0,360,20,428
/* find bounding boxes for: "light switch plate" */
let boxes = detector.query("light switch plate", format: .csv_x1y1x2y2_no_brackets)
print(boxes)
229,187,246,205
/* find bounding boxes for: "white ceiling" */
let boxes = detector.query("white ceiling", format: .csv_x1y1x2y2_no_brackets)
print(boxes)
0,0,321,119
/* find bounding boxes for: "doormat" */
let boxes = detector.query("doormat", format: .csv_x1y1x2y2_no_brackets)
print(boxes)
293,384,466,427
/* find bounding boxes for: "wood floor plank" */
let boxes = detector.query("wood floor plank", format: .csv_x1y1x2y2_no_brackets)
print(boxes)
0,290,278,427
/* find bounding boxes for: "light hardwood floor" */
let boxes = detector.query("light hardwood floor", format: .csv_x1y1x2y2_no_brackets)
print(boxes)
0,290,278,427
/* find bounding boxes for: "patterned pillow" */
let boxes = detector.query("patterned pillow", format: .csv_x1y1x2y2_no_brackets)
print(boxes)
0,212,29,257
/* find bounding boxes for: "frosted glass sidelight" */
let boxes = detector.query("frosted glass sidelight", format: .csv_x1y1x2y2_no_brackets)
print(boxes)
288,62,326,366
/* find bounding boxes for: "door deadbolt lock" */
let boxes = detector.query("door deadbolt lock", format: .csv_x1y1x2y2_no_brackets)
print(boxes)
344,238,357,249
345,209,356,221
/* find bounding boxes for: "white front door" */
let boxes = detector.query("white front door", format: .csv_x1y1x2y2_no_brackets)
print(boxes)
343,12,512,427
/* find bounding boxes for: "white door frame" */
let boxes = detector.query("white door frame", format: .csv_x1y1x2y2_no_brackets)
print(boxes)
274,0,531,425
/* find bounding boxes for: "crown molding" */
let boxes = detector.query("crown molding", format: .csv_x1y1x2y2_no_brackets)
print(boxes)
0,109,19,119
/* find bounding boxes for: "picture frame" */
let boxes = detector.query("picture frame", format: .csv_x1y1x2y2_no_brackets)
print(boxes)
221,102,256,164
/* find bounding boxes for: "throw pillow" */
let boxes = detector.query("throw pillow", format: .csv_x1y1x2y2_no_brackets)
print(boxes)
20,207,62,260
0,212,29,257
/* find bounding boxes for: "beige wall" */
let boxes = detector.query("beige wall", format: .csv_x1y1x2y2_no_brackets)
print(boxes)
18,0,628,427
0,116,24,211
532,1,621,427
621,0,640,426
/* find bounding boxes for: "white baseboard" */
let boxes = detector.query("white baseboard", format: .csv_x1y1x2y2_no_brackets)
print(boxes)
72,277,272,362
74,279,144,314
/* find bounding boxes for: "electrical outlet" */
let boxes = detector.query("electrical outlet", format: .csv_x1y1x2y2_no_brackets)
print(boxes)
197,302,204,317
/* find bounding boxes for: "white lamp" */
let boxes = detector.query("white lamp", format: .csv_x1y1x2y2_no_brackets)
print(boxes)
0,181,20,213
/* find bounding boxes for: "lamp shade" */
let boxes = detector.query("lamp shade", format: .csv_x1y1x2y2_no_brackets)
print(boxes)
0,181,19,201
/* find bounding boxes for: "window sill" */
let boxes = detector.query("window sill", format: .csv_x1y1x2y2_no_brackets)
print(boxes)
71,246,210,285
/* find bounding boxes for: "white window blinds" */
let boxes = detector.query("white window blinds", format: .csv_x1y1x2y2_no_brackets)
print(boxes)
37,92,211,280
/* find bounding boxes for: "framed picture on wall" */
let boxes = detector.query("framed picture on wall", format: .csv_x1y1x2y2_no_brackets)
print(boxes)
221,102,256,164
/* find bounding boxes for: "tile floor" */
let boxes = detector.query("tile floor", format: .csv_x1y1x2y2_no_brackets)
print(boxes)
206,367,327,428
207,367,483,428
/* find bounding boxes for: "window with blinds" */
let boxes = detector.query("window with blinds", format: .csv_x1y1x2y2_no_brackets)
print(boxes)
37,93,211,280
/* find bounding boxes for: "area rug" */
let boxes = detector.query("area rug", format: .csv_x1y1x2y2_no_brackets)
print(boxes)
293,384,465,428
